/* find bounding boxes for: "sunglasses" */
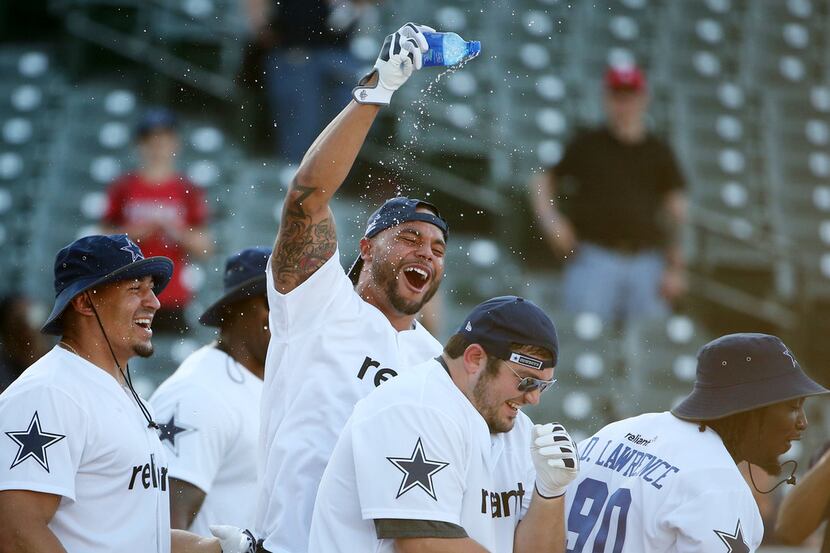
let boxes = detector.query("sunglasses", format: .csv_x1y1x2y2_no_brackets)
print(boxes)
506,364,557,394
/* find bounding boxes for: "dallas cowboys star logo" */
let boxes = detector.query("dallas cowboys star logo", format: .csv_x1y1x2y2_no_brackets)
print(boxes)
387,437,449,500
157,407,196,456
120,237,144,262
5,412,66,473
714,519,750,553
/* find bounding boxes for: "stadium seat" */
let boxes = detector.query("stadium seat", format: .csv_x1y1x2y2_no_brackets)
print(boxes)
524,309,622,435
620,315,709,415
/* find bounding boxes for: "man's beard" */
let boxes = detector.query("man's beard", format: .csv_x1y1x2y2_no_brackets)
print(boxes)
133,342,154,358
472,361,514,434
372,260,440,316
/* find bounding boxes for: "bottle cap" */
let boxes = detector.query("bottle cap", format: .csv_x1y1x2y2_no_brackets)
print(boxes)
467,41,482,59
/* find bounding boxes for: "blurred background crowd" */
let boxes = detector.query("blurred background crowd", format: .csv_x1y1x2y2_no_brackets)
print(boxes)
1,0,829,549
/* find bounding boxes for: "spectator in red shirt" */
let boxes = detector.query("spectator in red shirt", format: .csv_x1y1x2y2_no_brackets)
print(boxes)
102,107,213,334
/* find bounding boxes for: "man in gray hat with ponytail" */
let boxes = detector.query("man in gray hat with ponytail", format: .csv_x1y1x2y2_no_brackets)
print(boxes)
0,234,248,553
562,332,827,553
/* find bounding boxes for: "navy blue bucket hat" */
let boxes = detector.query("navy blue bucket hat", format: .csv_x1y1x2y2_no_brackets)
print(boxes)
42,234,174,335
347,197,449,284
672,333,828,421
199,247,270,327
457,296,558,369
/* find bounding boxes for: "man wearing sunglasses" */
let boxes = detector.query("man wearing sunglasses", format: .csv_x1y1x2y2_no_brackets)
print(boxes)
309,296,580,553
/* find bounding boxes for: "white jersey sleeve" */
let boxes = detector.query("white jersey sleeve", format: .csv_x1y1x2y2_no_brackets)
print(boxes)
662,474,763,552
352,404,468,524
266,248,353,339
150,382,233,494
0,385,86,500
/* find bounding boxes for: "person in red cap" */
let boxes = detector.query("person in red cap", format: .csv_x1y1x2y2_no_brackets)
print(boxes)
528,63,688,323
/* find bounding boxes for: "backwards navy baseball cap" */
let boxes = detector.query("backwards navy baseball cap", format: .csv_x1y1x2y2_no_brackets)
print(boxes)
672,333,829,421
347,197,449,284
135,106,178,139
42,234,174,335
200,246,270,327
457,296,558,370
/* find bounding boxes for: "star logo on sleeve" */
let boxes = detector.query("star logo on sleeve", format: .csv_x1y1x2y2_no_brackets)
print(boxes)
714,519,750,553
386,437,449,500
5,412,66,473
157,407,196,456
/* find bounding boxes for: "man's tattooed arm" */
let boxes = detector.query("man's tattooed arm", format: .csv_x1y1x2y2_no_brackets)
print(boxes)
268,99,382,294
271,184,338,294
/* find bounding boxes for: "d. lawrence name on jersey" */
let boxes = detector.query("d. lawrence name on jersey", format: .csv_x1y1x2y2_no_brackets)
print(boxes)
578,434,678,491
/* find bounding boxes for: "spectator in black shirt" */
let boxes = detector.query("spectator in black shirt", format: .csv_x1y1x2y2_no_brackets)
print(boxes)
245,0,372,162
529,64,687,323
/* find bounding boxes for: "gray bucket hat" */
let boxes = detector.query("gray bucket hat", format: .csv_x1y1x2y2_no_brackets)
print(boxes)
672,333,828,421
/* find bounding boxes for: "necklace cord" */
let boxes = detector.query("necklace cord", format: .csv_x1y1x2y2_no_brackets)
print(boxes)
748,460,798,494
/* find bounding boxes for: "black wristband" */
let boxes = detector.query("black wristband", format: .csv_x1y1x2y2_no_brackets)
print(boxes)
535,483,565,500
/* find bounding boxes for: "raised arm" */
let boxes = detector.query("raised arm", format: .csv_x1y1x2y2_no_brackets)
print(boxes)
271,100,380,294
271,23,430,294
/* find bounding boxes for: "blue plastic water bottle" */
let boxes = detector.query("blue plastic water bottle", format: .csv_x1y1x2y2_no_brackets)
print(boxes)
422,32,481,67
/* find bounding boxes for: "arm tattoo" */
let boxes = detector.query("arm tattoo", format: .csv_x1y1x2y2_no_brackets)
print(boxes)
272,185,338,292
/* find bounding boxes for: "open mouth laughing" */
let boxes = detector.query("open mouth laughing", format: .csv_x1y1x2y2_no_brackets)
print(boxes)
402,264,431,292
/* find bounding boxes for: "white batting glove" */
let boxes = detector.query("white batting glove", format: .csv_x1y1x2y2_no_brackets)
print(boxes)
530,423,579,499
209,525,257,553
352,22,434,105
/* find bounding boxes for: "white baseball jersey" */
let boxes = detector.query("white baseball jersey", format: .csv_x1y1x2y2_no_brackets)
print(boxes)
564,411,763,553
256,249,443,553
150,345,262,536
0,346,171,553
310,359,523,552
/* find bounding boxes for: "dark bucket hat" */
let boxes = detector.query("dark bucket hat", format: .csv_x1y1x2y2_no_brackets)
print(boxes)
42,234,174,335
347,197,449,285
672,333,829,421
457,295,558,369
199,247,270,327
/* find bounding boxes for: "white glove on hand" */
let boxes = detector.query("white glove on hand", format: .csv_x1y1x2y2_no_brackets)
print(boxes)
352,22,433,105
209,525,257,553
530,423,579,499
